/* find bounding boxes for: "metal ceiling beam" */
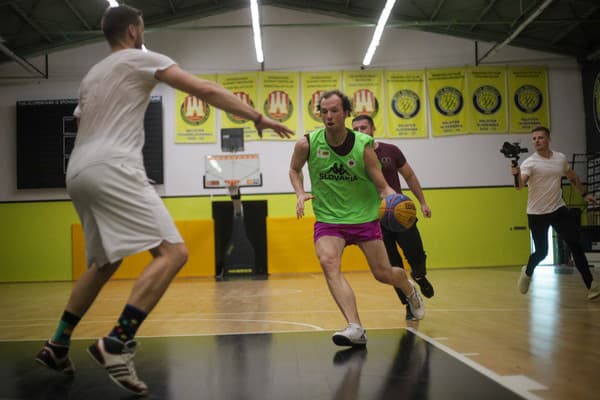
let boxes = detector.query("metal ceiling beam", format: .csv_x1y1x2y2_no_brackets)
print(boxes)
62,0,92,30
551,4,598,45
9,2,53,43
429,0,446,21
16,17,600,38
0,41,47,77
469,0,499,31
408,0,428,19
165,0,176,14
477,0,555,64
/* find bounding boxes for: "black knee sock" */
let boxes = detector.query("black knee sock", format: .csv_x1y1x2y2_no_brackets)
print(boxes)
108,304,147,343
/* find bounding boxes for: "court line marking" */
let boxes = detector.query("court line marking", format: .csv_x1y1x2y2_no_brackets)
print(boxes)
0,328,332,342
407,327,547,400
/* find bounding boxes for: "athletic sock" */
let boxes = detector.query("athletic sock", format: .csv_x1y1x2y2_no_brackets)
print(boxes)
108,304,147,344
52,310,81,346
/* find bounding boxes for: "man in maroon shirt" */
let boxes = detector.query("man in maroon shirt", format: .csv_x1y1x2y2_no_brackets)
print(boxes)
352,115,434,320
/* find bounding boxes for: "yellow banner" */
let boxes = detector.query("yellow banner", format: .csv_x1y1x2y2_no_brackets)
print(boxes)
508,66,549,133
259,71,298,140
301,71,342,133
427,68,468,136
217,72,260,140
174,74,217,144
467,66,508,134
385,70,427,138
343,70,384,137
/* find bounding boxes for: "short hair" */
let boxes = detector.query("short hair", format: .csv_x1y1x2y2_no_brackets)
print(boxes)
352,114,374,127
101,5,143,46
531,126,550,136
317,90,352,113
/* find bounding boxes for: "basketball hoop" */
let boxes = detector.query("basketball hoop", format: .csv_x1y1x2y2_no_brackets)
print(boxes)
203,154,262,189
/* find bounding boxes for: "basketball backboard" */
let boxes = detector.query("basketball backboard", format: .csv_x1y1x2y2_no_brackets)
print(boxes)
203,154,262,188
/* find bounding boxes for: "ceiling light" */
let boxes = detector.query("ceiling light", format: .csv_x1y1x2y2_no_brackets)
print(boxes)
250,0,264,63
362,0,397,67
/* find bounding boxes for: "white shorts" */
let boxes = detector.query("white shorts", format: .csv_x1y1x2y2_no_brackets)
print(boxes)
67,162,183,267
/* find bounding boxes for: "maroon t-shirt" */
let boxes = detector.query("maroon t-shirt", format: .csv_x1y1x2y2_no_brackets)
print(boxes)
375,141,406,193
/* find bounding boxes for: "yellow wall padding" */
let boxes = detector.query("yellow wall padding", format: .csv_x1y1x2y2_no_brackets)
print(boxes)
266,217,382,274
72,220,215,280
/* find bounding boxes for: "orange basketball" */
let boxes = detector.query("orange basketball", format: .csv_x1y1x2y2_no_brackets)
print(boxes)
378,194,417,231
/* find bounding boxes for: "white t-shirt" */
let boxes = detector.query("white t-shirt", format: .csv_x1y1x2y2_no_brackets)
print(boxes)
520,151,570,215
67,49,175,180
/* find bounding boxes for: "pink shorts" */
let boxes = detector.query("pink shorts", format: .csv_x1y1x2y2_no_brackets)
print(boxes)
314,220,383,245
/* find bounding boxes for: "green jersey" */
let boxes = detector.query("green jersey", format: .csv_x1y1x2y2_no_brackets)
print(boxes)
307,128,380,224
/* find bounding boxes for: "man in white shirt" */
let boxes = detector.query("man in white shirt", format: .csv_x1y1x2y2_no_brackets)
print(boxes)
35,5,293,396
512,126,599,300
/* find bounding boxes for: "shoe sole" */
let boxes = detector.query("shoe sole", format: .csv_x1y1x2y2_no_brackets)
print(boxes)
87,342,148,396
332,334,366,347
35,357,75,375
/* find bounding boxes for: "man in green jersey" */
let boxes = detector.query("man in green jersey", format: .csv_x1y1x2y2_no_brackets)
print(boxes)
289,90,425,347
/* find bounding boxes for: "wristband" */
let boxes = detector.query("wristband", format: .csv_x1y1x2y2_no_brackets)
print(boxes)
253,113,263,126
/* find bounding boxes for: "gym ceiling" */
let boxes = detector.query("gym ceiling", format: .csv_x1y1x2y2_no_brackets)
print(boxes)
1,0,600,74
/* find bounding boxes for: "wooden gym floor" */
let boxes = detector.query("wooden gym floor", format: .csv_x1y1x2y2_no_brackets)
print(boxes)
0,265,599,399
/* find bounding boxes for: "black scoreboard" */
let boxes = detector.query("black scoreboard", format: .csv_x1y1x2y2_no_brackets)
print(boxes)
16,96,164,189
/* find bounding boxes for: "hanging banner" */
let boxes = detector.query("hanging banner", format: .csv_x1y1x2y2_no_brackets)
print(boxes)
217,72,260,140
427,68,468,136
343,70,384,137
259,71,299,140
301,71,342,133
467,66,508,134
508,66,549,133
384,70,427,138
174,74,217,144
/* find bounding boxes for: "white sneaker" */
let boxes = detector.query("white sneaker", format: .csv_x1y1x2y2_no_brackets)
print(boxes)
406,283,425,320
87,337,148,396
518,266,531,294
332,324,367,347
589,281,600,300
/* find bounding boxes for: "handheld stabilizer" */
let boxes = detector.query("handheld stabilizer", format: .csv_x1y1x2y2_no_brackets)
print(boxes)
500,142,528,187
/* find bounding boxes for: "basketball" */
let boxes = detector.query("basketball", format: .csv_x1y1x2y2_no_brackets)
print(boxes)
378,193,417,232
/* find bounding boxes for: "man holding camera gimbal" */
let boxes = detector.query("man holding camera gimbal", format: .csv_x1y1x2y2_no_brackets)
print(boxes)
511,126,599,300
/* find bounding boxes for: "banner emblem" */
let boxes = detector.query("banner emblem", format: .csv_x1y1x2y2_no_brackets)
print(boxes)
434,87,463,116
180,95,210,125
514,85,542,113
473,85,501,115
391,89,420,119
264,90,293,122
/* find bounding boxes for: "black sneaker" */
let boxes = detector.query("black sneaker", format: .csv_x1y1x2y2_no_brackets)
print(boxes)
35,340,75,375
405,305,418,321
415,276,434,298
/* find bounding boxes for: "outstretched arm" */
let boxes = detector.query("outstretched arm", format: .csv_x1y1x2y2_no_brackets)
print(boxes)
156,65,294,138
398,162,431,217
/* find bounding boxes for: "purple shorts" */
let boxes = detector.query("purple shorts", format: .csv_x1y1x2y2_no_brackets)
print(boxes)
314,220,383,245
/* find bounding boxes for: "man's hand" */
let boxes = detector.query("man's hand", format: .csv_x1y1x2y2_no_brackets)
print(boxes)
255,114,294,139
421,204,432,218
511,164,520,176
296,193,315,219
584,193,597,206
